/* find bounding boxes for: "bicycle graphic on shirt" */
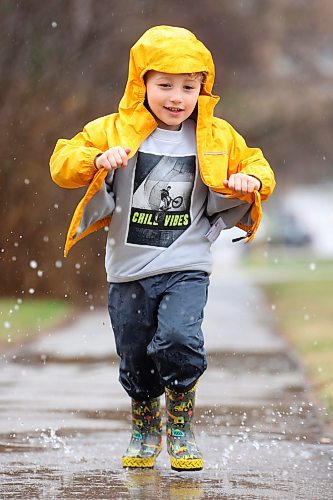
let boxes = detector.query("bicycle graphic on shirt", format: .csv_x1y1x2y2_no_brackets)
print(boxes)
159,186,184,211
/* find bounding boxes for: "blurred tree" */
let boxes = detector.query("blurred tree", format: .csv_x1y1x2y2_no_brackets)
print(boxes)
1,0,332,299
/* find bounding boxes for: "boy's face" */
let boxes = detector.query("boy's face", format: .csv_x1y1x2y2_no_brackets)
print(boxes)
145,71,201,131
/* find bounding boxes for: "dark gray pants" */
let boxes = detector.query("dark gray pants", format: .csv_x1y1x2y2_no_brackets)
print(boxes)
108,271,209,401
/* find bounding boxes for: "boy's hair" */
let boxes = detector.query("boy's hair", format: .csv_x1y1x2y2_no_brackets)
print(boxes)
144,71,207,85
188,72,207,84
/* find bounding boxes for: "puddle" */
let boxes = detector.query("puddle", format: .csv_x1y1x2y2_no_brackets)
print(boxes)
1,442,332,499
207,350,299,374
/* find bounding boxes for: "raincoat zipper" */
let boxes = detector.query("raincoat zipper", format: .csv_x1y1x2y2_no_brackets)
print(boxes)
232,230,253,243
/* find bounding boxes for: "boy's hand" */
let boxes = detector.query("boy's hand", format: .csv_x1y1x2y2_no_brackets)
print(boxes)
223,173,261,194
95,146,131,170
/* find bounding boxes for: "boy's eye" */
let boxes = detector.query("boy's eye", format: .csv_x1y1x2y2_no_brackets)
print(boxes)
184,85,195,90
158,83,172,88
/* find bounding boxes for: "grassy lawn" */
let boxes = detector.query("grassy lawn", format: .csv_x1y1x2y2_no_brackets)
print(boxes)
244,252,333,418
0,298,73,348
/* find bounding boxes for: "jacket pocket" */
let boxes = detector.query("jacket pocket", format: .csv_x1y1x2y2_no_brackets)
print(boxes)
203,151,228,156
199,152,229,188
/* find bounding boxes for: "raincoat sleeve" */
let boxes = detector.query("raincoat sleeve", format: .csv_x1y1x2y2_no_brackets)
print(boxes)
228,124,276,201
50,117,110,189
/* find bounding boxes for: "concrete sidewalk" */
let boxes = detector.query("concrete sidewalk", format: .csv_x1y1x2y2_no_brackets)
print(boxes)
0,254,332,499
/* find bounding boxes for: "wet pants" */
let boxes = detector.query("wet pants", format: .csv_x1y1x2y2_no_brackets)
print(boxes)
108,271,209,401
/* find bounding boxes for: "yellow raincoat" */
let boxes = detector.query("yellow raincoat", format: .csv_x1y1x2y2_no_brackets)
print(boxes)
50,26,275,256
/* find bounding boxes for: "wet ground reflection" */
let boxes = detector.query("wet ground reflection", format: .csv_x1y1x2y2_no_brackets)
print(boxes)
1,425,332,499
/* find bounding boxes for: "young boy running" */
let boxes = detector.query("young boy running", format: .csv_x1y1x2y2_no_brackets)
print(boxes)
50,25,275,471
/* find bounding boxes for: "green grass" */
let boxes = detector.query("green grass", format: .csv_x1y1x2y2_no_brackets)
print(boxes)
248,255,333,418
0,298,73,347
243,250,333,282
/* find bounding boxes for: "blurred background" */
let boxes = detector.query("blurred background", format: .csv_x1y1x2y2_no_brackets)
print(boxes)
0,0,332,409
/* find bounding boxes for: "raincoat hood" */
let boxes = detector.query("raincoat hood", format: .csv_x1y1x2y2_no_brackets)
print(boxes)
121,25,216,104
116,26,220,148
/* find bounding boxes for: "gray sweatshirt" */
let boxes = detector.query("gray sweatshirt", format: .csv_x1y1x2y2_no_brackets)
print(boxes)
105,119,213,282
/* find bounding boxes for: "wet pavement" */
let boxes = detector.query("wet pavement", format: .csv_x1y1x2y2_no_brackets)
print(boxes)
1,252,332,499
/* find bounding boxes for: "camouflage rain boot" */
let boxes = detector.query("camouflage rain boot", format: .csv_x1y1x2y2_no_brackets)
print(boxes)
122,397,162,468
165,384,203,471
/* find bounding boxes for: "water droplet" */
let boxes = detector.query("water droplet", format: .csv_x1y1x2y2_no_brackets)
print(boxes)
29,260,38,269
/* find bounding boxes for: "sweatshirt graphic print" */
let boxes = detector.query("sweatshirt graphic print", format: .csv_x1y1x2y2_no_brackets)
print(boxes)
127,152,195,248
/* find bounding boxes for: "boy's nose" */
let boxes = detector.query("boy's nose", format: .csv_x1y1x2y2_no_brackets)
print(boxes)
170,92,183,104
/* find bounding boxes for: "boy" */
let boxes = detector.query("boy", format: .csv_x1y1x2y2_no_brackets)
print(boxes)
50,25,275,471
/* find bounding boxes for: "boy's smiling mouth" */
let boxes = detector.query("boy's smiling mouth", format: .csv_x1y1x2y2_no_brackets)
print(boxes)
164,106,184,112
